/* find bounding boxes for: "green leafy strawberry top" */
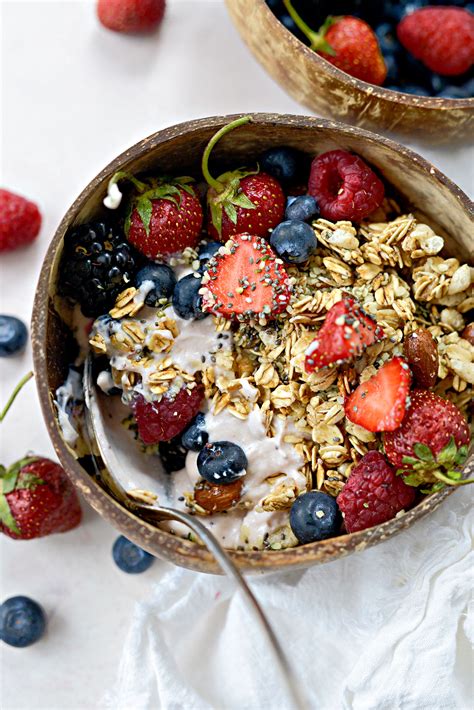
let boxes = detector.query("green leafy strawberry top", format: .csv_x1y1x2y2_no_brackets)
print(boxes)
396,437,472,493
0,457,43,535
201,115,258,238
106,171,197,236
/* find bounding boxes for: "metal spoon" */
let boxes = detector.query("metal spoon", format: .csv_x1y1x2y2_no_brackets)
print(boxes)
82,356,306,709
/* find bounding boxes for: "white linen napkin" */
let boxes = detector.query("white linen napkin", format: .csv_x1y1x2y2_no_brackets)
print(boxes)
102,487,473,710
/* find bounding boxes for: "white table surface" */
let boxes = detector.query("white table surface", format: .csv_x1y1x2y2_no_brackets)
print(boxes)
0,2,472,708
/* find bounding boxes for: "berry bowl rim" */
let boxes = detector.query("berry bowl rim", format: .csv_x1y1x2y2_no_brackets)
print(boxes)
31,112,474,574
225,0,474,141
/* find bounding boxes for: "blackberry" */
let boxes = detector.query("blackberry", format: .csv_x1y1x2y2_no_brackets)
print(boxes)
59,221,141,317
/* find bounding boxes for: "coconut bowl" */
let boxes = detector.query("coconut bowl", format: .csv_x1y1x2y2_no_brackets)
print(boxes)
225,0,474,141
32,113,474,574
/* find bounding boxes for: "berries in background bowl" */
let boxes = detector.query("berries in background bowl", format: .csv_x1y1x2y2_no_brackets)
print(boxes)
1,596,46,648
0,189,41,253
112,536,154,573
289,491,342,544
259,146,302,184
0,316,28,357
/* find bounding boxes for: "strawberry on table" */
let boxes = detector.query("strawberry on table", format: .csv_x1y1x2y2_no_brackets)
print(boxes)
202,116,285,242
97,0,165,34
107,172,203,259
384,390,472,492
0,458,82,540
132,384,204,445
397,7,474,77
308,150,385,222
305,296,385,372
283,1,387,85
344,356,411,433
0,189,42,253
200,233,291,320
337,451,416,533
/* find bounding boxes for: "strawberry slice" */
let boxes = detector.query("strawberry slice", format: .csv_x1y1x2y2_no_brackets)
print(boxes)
345,356,411,433
200,233,291,319
132,385,204,445
305,297,385,372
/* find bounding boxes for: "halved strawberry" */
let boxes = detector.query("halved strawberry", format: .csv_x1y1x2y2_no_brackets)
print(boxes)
305,297,385,372
200,233,291,320
344,356,411,433
132,385,204,445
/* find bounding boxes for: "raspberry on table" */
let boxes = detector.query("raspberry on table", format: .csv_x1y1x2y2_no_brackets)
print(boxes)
0,189,41,252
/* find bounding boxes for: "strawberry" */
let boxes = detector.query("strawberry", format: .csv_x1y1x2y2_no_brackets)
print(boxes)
200,233,291,320
202,116,285,242
283,1,387,85
308,150,385,222
132,384,204,445
345,356,411,433
0,189,42,253
337,451,416,533
109,172,203,259
305,297,385,372
384,390,472,492
0,458,82,540
97,0,165,34
397,7,474,77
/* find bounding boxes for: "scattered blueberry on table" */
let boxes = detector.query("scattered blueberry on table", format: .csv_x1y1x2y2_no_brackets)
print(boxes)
0,315,28,357
1,596,46,647
112,536,155,574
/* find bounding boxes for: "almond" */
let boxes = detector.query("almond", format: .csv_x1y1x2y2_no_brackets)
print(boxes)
194,479,243,513
403,328,438,389
461,323,474,346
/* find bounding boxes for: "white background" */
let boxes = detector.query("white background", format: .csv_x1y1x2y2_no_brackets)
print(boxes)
0,1,472,708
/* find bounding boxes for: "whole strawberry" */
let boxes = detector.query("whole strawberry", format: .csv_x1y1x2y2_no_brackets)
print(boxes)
384,390,472,491
283,1,387,85
397,7,474,77
308,150,385,222
110,172,203,259
337,451,416,533
97,0,165,33
0,189,41,253
0,458,82,540
202,116,285,242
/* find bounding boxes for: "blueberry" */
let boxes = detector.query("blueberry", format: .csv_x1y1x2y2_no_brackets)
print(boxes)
1,596,46,647
270,220,317,264
159,437,188,472
198,241,221,268
437,85,470,99
280,12,297,31
285,195,320,222
0,315,28,357
112,536,154,573
374,23,399,56
197,441,248,485
172,274,208,320
259,147,301,184
136,264,177,307
384,54,401,84
402,84,431,96
289,491,342,544
181,413,208,451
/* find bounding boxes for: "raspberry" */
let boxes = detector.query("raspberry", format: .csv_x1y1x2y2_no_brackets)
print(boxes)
337,451,416,533
132,385,204,445
0,189,41,253
308,150,385,222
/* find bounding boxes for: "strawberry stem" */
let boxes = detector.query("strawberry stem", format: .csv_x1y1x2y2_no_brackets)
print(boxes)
201,116,253,193
434,471,474,487
0,371,34,423
108,170,148,194
282,1,337,55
